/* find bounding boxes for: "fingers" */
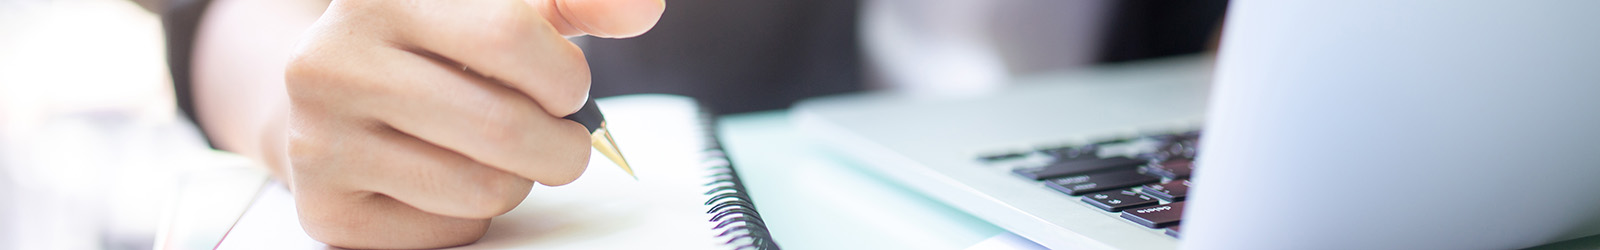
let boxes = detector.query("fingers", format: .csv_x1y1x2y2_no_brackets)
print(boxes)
390,0,593,117
349,46,592,187
354,126,536,219
288,108,495,249
286,50,586,247
288,87,535,220
283,0,651,247
534,0,667,38
379,0,666,117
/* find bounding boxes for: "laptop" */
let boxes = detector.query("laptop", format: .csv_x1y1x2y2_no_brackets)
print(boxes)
795,56,1209,249
792,2,1600,249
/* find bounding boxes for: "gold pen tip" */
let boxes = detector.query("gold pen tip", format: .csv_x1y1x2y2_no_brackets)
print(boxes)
590,126,635,179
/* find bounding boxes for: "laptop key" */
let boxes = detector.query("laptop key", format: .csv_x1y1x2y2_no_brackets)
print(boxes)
1121,201,1185,228
1081,189,1159,212
1141,159,1194,179
1013,156,1147,181
1165,225,1181,238
978,152,1028,162
1179,130,1202,140
1044,169,1160,195
1141,179,1190,202
1043,145,1100,160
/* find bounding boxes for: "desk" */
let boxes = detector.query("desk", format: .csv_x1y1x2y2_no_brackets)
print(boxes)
156,108,1600,250
718,111,1011,250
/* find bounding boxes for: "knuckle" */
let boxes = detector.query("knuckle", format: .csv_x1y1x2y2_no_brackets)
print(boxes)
472,6,535,55
298,201,355,247
286,115,336,174
284,50,331,98
286,136,324,171
472,103,528,151
284,40,380,108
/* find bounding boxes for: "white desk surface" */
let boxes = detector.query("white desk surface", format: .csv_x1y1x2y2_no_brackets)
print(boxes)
157,108,1600,250
155,108,1015,250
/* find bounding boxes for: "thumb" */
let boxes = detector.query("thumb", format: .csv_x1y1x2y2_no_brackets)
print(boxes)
529,0,666,38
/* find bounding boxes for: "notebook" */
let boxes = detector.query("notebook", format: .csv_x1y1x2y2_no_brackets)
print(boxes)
215,94,778,250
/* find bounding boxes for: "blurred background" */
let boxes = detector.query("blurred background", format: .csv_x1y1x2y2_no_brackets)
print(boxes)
0,0,1223,249
1,0,217,249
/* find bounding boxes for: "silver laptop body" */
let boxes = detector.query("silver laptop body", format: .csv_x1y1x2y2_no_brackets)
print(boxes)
794,56,1212,250
794,1,1600,249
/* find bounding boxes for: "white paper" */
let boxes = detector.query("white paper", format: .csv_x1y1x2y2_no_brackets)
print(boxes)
217,95,741,250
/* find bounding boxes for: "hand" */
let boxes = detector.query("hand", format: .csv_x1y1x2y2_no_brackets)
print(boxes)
282,0,663,248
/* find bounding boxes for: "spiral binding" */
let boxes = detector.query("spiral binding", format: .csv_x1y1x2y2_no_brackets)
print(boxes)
697,110,780,250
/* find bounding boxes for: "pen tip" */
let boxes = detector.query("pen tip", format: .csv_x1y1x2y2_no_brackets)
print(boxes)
590,125,635,179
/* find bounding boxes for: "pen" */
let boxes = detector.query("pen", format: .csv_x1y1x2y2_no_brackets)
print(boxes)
563,97,636,179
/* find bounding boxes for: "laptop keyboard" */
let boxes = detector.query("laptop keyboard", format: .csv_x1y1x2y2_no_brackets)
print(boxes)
978,130,1202,238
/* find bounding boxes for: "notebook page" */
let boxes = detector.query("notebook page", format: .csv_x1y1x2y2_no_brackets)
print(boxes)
217,94,733,250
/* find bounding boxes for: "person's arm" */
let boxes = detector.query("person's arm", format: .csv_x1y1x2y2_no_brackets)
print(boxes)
185,0,663,248
189,0,324,180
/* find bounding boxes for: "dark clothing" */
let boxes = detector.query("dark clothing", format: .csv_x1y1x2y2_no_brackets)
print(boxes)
583,0,864,114
161,0,1226,144
160,0,214,147
1097,0,1229,63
